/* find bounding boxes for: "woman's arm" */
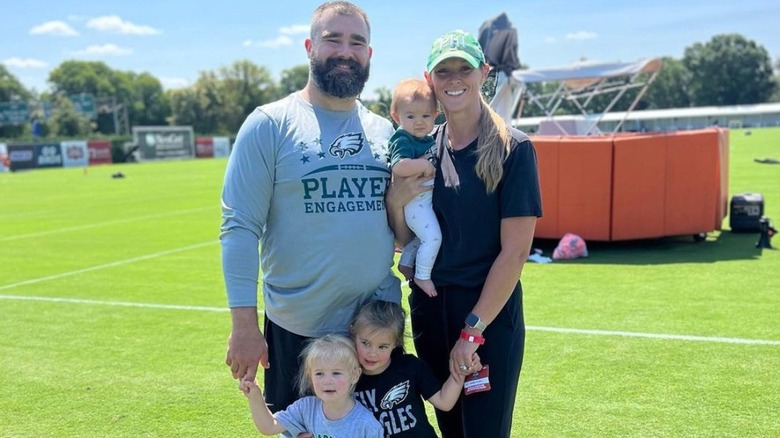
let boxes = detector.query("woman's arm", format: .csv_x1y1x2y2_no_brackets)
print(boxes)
449,216,537,369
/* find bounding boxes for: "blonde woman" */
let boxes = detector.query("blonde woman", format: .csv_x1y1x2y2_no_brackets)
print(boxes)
388,30,542,438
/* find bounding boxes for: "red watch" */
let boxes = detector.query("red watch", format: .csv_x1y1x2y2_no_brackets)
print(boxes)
460,329,486,345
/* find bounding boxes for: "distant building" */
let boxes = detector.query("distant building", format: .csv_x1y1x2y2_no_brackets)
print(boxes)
513,102,780,134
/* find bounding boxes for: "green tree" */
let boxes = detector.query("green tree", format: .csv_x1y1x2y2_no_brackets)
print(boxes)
279,65,309,97
771,58,780,103
49,61,125,134
48,61,168,134
128,72,169,126
216,60,277,133
0,65,32,102
643,57,691,109
166,87,207,130
364,86,392,123
683,33,776,106
0,66,34,138
48,94,93,137
168,60,277,134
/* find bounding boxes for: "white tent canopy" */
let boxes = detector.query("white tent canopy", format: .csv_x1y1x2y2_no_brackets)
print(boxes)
491,58,663,135
511,58,662,84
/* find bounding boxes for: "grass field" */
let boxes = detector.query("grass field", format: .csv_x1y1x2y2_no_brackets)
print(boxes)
1,128,778,437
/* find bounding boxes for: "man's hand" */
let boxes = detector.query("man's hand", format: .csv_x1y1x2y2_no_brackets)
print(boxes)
225,307,268,382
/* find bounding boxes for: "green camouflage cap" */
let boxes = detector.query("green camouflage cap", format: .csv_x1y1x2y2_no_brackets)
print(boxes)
426,30,485,72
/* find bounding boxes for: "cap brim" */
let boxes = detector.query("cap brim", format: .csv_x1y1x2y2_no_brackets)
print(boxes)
427,51,481,72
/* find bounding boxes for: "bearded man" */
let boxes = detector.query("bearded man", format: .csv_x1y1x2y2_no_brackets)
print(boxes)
220,1,421,412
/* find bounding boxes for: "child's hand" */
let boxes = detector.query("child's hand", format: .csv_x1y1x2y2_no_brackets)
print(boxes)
239,378,261,397
470,352,483,373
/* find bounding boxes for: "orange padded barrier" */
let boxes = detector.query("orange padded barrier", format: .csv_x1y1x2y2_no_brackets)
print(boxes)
530,136,560,239
556,136,613,241
611,134,667,240
529,128,727,241
715,129,730,230
664,130,720,237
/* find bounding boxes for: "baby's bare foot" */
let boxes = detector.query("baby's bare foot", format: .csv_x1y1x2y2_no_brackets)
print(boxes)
414,277,437,297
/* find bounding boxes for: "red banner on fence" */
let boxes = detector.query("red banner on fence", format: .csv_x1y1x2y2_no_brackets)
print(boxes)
87,140,112,165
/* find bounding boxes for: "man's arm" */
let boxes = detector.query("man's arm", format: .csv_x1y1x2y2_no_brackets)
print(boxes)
221,110,277,381
226,307,268,381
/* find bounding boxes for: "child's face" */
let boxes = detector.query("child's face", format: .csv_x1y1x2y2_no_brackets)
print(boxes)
355,328,396,376
309,356,358,403
396,98,436,139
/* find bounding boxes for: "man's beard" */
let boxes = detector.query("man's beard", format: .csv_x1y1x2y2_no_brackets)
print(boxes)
310,56,370,98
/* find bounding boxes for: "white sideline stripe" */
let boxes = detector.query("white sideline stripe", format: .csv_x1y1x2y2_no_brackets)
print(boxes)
0,241,217,291
527,325,780,346
0,293,778,346
0,206,215,242
0,295,227,312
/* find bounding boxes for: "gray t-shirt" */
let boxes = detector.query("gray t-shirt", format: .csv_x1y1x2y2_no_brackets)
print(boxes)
276,396,385,438
221,92,400,336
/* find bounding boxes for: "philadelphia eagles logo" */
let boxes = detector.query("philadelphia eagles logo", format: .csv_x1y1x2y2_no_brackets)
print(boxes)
328,132,364,159
380,381,410,409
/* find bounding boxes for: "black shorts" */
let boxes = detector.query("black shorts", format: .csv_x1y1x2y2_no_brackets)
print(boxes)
262,315,312,413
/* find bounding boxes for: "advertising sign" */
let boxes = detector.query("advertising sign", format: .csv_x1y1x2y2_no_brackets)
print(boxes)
35,143,64,169
8,144,36,171
213,136,231,158
0,143,9,172
0,101,29,127
195,137,214,158
61,140,89,167
87,140,112,165
70,94,96,119
132,126,194,160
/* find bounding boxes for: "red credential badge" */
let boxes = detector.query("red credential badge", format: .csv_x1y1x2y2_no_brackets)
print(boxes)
464,364,490,395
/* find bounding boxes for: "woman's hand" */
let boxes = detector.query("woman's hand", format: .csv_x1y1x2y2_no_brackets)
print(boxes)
386,173,434,246
449,338,482,376
386,173,433,211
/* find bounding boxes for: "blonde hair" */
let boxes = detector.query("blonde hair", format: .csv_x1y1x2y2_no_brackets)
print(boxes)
390,78,437,115
350,300,407,352
297,334,361,396
311,1,371,41
475,94,511,192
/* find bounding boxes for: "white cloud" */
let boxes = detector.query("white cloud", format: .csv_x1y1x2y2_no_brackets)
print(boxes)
244,35,294,49
73,44,133,56
279,24,309,35
30,20,78,36
159,77,190,89
565,31,597,40
86,15,160,35
2,57,48,68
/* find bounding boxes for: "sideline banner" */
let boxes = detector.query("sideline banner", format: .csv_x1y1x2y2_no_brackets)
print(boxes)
35,143,64,169
8,144,36,171
213,136,231,157
0,143,8,172
132,126,194,160
87,140,112,165
195,137,214,158
61,140,89,168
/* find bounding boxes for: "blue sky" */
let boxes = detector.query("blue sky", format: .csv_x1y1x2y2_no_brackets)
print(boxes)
1,0,778,100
